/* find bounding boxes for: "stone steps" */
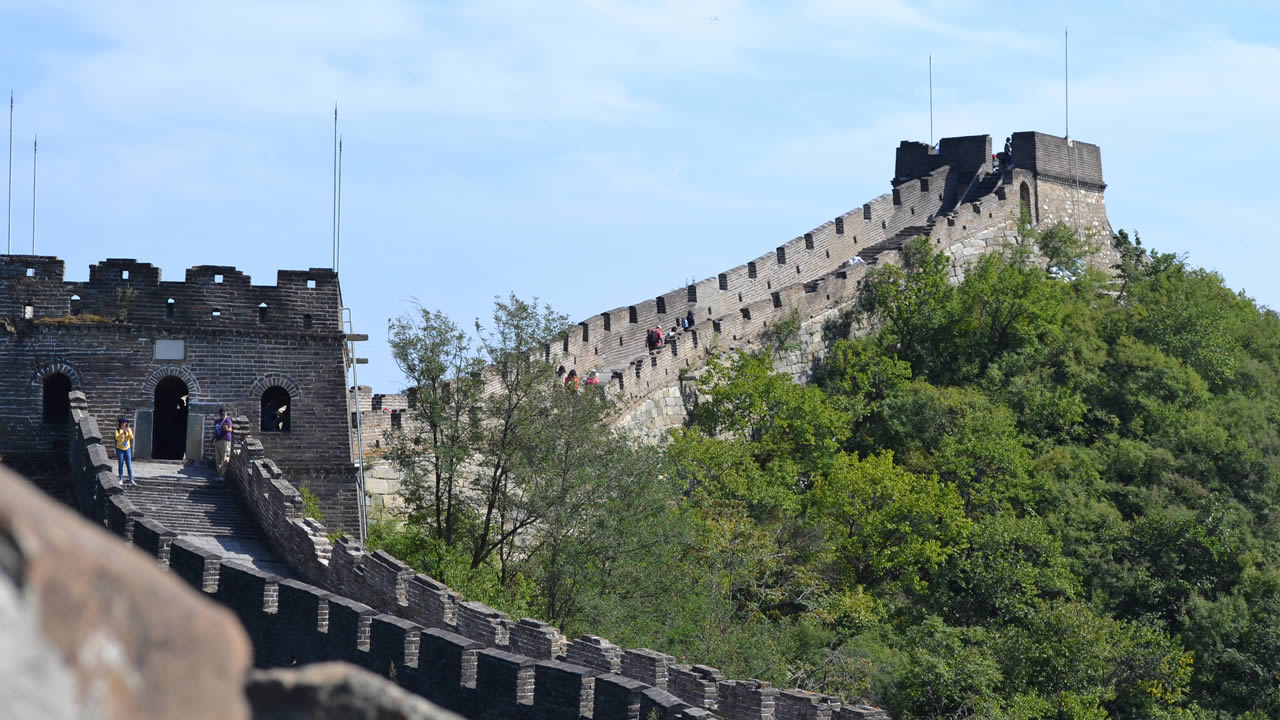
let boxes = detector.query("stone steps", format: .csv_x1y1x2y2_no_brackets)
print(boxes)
121,466,261,538
858,224,934,264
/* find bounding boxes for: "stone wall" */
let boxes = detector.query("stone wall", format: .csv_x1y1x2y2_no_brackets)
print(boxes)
1011,131,1104,189
67,389,888,719
349,131,1115,508
0,256,363,532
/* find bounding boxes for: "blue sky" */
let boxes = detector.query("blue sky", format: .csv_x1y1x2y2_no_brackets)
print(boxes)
2,1,1277,391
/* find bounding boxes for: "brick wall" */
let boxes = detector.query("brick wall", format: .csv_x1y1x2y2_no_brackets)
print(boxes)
1011,131,1104,189
66,389,889,719
0,256,362,528
352,131,1114,463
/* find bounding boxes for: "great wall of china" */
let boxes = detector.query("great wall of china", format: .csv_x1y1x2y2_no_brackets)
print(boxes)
2,130,1117,718
352,130,1117,507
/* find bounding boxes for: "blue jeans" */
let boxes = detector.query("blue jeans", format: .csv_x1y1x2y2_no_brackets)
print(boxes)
118,448,133,483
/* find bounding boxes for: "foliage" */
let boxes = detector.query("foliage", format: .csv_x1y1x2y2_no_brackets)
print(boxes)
34,313,113,325
113,284,136,322
763,309,803,353
299,486,325,523
649,228,1279,718
376,227,1280,718
381,295,690,630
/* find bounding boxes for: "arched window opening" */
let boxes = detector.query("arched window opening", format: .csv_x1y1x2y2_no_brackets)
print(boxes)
261,386,292,433
166,298,175,319
1019,182,1032,222
302,314,313,329
258,302,268,323
153,376,190,460
42,373,72,424
70,294,81,315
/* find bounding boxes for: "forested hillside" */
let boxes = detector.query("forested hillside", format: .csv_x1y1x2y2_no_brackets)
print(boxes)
374,226,1280,719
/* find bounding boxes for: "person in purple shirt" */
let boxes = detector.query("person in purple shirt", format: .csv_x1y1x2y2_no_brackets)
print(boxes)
213,407,234,475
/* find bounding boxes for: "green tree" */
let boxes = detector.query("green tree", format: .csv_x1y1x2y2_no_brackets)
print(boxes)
808,451,970,592
387,307,484,563
692,349,852,485
868,383,1035,517
857,235,955,378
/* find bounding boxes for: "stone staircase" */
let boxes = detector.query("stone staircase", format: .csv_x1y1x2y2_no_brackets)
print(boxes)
122,460,294,576
858,222,935,265
960,172,1002,206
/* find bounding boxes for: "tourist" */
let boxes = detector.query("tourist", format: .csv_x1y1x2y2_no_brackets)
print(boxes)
647,326,664,351
683,310,695,330
565,369,579,392
115,417,136,486
556,365,566,383
584,369,600,387
213,408,234,476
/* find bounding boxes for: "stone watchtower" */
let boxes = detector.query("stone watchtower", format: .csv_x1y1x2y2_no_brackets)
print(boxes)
0,257,363,532
893,131,1109,235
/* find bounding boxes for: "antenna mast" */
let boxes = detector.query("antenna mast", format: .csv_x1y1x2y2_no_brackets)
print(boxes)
332,103,338,270
7,92,12,255
336,135,343,274
31,135,36,254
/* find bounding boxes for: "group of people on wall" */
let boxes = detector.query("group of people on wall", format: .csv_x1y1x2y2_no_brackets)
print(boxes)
647,310,696,352
111,408,236,486
556,366,600,392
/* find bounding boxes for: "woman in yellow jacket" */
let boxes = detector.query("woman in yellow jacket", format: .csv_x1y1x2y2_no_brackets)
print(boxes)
115,416,136,486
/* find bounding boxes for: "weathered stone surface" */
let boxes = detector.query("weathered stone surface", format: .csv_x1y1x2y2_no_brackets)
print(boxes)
245,662,464,720
0,465,251,720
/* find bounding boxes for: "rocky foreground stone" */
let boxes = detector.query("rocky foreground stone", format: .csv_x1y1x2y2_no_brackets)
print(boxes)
0,464,458,720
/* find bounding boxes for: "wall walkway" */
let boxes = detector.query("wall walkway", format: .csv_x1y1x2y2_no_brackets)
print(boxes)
67,389,888,720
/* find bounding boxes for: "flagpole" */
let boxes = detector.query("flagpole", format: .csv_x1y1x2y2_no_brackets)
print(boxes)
332,103,338,269
928,55,933,147
7,92,12,255
1064,27,1069,140
31,134,36,254
336,135,342,274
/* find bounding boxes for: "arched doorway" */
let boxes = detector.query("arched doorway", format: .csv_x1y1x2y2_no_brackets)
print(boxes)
260,386,292,433
42,373,72,424
1019,182,1032,223
153,376,190,460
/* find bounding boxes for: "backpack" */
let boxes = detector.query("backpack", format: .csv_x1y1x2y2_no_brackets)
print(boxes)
214,419,228,440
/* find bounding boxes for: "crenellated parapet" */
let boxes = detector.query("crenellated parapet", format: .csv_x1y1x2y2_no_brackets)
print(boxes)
3,256,361,532
350,130,1114,459
66,389,890,719
0,256,342,333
